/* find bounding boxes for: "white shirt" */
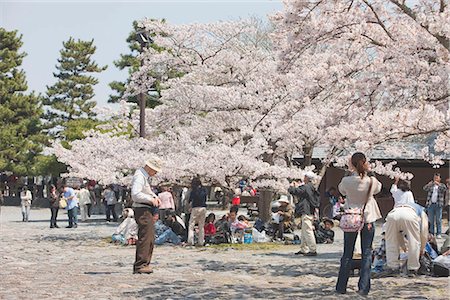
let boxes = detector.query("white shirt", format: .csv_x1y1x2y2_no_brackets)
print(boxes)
431,185,439,203
390,184,415,206
131,168,158,208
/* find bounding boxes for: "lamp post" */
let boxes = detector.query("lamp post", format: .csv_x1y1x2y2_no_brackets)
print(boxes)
136,30,153,138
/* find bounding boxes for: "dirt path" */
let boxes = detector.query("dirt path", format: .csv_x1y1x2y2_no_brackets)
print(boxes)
0,207,448,299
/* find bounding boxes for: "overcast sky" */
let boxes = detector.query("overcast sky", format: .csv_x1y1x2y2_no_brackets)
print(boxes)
1,0,283,108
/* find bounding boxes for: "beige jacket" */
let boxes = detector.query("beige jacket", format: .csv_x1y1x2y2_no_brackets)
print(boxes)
338,174,382,223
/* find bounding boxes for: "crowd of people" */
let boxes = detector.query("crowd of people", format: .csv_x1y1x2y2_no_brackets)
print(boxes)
8,153,450,292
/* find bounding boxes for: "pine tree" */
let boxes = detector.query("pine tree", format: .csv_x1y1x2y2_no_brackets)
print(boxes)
108,21,164,108
45,37,107,140
0,28,46,175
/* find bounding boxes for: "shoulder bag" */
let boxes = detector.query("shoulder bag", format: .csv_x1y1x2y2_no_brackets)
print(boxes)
339,177,373,232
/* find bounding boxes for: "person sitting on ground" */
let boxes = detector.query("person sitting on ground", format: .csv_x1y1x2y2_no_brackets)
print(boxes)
112,208,138,245
372,224,387,273
204,213,217,236
153,212,182,245
164,210,186,241
314,218,335,244
229,211,248,243
332,196,345,220
271,195,294,240
390,177,415,206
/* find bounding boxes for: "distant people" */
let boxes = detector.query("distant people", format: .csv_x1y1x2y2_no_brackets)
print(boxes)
158,185,175,220
78,185,92,222
103,185,118,222
423,173,448,238
187,177,207,246
20,186,32,222
131,159,161,274
383,202,429,277
48,184,59,228
289,172,320,256
63,185,79,228
112,208,138,245
314,218,335,244
390,177,415,206
335,152,382,296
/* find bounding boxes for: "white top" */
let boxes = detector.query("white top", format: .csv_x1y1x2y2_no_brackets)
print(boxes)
338,174,382,223
390,184,415,206
78,188,92,205
114,217,138,240
131,168,158,208
20,190,32,206
431,185,439,203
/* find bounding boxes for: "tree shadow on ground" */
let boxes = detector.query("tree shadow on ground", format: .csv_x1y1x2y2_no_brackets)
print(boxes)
123,279,364,300
196,258,339,278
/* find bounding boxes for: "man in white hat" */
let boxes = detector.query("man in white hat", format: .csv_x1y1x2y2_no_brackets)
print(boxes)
131,159,162,274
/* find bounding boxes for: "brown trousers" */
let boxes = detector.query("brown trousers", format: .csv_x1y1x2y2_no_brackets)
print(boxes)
133,207,155,271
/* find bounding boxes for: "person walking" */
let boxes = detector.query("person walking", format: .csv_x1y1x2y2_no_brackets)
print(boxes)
20,186,32,222
335,152,382,296
131,159,161,274
63,185,79,228
103,185,118,222
187,177,208,246
289,172,320,256
423,173,448,239
49,184,60,228
78,185,92,222
384,202,428,277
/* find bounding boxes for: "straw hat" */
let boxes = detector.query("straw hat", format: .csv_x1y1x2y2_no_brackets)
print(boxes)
145,159,162,173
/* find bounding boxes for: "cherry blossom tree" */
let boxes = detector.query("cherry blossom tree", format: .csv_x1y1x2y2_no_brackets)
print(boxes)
53,2,449,190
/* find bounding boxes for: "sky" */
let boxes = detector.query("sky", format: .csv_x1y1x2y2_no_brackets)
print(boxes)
0,0,283,109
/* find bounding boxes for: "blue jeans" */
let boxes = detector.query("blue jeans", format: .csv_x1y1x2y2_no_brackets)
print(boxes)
155,229,181,245
427,203,442,235
68,206,78,227
336,223,375,295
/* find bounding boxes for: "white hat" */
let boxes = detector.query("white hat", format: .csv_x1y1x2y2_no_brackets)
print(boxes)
304,171,317,179
145,159,162,173
277,195,290,204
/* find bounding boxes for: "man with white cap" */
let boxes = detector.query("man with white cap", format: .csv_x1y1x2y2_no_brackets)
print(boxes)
289,172,320,256
131,159,162,274
383,202,429,277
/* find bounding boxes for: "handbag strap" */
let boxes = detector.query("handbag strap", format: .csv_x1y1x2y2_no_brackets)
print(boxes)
361,176,373,216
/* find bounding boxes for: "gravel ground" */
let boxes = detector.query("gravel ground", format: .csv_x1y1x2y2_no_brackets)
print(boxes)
0,206,449,300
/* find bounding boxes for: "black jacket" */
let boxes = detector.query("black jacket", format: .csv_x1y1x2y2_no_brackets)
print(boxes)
189,186,207,208
288,183,320,216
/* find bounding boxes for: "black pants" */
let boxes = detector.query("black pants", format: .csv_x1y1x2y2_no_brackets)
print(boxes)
50,207,58,227
86,203,92,217
106,204,118,222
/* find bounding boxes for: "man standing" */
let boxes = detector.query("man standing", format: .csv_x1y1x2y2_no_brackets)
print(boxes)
131,159,161,274
423,173,448,238
289,172,320,256
384,203,428,276
63,185,79,228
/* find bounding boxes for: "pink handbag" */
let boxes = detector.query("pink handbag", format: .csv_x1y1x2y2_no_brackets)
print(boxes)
339,177,373,232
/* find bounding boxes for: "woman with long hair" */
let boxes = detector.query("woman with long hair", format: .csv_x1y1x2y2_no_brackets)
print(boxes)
336,152,382,296
49,184,59,228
